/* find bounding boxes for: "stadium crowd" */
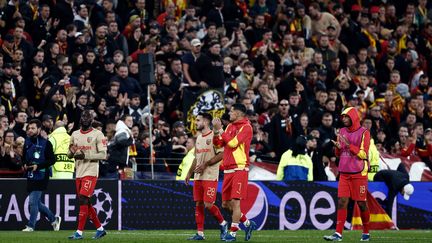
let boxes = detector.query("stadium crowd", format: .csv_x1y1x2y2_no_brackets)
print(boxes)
0,0,432,180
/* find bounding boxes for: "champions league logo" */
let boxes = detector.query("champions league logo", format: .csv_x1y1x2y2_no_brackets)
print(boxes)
241,182,268,230
92,189,114,227
187,89,225,134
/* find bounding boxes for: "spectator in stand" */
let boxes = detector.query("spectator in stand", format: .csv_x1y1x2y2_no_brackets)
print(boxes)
264,99,293,160
195,40,225,90
111,63,142,97
308,2,340,39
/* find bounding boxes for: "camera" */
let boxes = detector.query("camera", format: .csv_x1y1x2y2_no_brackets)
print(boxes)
26,164,35,171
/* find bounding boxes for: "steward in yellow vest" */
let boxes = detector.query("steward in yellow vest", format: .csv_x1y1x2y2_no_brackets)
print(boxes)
49,123,74,179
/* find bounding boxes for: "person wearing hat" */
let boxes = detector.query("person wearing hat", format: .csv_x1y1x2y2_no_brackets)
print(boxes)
182,37,202,88
122,15,142,39
172,120,186,136
41,114,54,135
324,107,371,242
128,0,149,26
94,57,116,94
374,169,414,217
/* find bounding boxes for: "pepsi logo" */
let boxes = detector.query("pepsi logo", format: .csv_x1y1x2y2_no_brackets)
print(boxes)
240,182,268,230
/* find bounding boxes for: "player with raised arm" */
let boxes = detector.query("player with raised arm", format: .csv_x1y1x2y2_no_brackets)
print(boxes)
213,104,257,242
185,112,228,240
67,110,108,240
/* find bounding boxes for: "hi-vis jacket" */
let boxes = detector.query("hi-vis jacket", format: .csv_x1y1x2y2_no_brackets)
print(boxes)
49,127,74,175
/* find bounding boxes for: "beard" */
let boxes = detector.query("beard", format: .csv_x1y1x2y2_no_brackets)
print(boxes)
80,120,92,130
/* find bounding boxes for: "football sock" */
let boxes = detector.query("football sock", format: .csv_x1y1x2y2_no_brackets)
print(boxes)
195,205,205,232
208,205,224,224
220,220,227,226
76,230,83,235
240,213,250,227
197,231,204,236
87,205,102,229
78,205,88,231
230,223,240,237
361,209,370,234
336,209,347,235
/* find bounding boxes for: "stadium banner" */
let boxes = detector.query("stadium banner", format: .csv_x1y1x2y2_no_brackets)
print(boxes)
121,181,432,230
0,179,118,230
184,88,225,135
1,180,431,230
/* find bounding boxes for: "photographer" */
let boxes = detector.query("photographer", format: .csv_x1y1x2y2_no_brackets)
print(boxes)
22,119,61,232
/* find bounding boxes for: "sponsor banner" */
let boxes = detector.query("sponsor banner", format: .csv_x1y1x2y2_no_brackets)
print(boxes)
1,180,430,230
0,179,118,230
121,181,432,230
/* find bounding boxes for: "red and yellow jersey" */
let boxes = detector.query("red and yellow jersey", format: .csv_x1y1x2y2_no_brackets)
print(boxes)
213,118,252,171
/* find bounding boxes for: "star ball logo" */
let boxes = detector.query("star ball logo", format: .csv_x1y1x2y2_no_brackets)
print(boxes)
92,188,114,227
240,182,268,230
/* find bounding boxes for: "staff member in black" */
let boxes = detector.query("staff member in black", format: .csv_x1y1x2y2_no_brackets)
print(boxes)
22,119,61,232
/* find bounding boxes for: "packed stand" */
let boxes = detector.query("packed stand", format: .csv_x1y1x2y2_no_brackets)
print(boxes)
0,0,431,180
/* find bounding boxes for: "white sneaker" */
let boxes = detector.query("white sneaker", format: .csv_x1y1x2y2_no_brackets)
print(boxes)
22,226,34,232
52,216,62,231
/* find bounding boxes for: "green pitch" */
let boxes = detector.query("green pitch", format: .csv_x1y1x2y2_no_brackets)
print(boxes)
0,230,430,242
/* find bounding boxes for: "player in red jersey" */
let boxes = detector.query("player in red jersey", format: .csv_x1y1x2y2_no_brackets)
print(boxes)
213,104,256,242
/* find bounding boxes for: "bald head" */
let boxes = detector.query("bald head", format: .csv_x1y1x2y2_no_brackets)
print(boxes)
54,120,65,129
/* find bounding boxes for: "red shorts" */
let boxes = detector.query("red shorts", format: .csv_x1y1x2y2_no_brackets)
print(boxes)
76,176,98,198
193,180,218,203
338,173,368,201
222,170,248,201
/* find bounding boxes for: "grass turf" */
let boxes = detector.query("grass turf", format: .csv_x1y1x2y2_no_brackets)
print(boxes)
0,230,431,242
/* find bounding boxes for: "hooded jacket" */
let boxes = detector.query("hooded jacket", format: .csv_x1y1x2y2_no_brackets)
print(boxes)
107,120,134,172
213,118,253,171
336,107,370,174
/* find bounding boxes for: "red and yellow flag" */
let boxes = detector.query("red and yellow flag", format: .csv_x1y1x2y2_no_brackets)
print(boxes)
352,191,396,230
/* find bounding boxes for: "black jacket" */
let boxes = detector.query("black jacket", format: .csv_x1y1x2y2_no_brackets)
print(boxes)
107,124,133,172
24,136,55,192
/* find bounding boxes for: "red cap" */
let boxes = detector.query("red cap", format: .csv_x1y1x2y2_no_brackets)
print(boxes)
370,6,380,14
351,4,361,12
